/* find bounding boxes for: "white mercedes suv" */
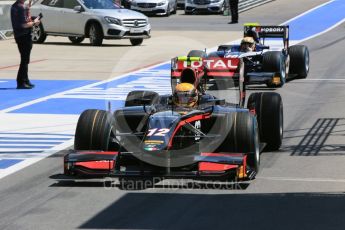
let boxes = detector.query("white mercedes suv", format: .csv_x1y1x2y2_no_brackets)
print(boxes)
31,0,151,46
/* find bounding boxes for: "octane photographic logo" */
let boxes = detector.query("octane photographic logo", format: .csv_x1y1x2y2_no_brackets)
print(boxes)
101,35,239,168
103,177,244,190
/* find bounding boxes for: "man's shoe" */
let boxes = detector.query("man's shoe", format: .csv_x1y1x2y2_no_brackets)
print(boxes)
17,83,33,89
26,81,35,88
228,21,238,24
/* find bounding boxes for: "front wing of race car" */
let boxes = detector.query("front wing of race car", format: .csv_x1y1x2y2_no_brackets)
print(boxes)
62,150,255,181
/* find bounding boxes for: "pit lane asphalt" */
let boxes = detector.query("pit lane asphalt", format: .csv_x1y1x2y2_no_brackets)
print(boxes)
1,0,345,229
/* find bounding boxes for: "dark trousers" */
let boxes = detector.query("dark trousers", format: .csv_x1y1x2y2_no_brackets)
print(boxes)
15,34,32,85
230,0,239,22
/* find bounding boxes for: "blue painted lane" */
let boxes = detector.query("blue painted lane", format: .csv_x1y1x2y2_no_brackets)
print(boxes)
0,79,97,110
0,132,74,155
11,63,171,115
0,159,23,169
286,0,345,40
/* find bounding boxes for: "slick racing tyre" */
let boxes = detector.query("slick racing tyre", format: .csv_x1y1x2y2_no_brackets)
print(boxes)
68,36,85,44
247,92,283,151
32,23,47,44
217,112,260,173
125,90,159,106
263,51,286,88
74,109,118,151
289,45,310,78
187,50,207,58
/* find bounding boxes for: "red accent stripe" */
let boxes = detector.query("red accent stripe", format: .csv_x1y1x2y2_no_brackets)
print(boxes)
168,114,211,148
207,72,236,77
0,59,47,70
199,162,238,171
75,161,114,170
171,71,181,77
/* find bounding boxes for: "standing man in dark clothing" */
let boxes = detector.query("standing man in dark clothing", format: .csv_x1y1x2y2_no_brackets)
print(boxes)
11,0,40,89
228,0,239,24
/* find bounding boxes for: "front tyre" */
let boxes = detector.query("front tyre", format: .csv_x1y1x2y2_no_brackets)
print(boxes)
32,23,47,44
89,23,103,46
130,38,143,46
165,4,171,17
263,51,286,88
289,45,310,78
172,1,177,14
217,112,260,173
74,109,118,151
247,92,283,151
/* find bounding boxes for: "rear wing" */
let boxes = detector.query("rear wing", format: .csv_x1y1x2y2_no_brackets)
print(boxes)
171,56,240,78
243,23,289,50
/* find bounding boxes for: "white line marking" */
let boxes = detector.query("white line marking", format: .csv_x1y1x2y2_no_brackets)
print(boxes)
0,139,73,179
282,0,335,25
297,19,345,44
0,61,170,114
281,0,345,44
304,79,345,80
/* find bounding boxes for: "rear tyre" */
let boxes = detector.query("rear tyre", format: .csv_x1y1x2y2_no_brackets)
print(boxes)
125,90,159,106
32,23,47,43
217,112,260,173
247,92,283,151
130,38,143,46
74,109,118,151
263,51,286,88
187,50,207,58
289,45,309,78
89,23,103,46
68,36,85,44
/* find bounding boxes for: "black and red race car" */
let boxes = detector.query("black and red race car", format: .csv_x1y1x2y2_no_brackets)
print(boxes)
60,57,283,185
171,24,309,88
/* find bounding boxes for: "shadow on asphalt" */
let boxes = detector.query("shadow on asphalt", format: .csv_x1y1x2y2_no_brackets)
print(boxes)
0,87,17,90
78,192,345,230
287,118,345,156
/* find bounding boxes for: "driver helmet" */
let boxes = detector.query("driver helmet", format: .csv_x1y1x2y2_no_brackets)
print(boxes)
240,36,256,52
173,83,198,108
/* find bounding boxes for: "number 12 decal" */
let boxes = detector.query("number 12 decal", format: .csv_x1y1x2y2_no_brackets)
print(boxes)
147,128,170,136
